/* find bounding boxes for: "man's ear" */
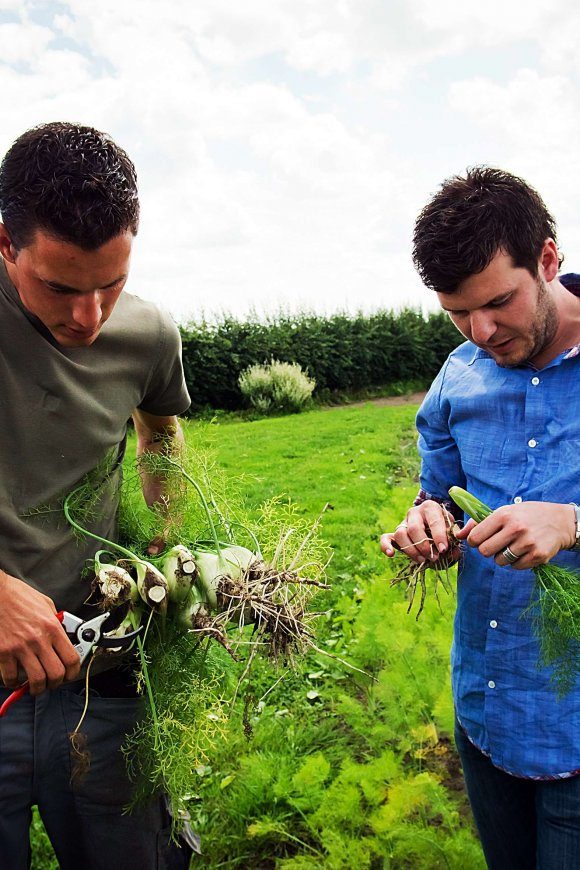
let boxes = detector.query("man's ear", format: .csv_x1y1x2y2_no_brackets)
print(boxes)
540,238,560,283
0,223,17,264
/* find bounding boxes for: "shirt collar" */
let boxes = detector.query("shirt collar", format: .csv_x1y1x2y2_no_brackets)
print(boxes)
467,344,490,366
564,343,580,360
467,340,580,369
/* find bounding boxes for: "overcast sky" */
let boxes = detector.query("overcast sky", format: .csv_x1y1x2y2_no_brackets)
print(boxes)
1,0,579,323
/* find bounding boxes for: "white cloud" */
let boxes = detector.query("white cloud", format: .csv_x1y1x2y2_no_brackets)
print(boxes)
411,0,571,44
449,69,579,144
286,30,353,76
2,0,580,321
0,21,53,65
448,67,580,272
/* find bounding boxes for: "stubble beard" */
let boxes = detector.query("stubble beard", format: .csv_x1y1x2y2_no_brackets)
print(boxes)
495,277,558,368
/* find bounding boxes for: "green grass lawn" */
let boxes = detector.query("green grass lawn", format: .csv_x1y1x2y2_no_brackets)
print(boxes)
208,402,420,578
31,401,483,869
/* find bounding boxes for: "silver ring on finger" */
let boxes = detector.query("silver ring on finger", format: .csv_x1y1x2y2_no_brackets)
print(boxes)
501,545,520,564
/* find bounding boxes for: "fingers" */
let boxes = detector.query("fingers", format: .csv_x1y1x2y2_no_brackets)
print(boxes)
146,534,166,557
495,545,526,569
421,502,454,555
3,649,78,696
0,620,81,695
381,524,427,562
454,518,476,540
381,501,457,564
380,532,398,557
0,648,49,695
18,651,53,695
396,518,433,563
17,637,77,696
52,629,81,682
0,656,19,689
0,576,83,698
40,614,81,686
461,508,535,569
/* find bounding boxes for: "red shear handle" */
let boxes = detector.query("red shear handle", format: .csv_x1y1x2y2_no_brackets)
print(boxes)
0,611,67,718
0,683,29,718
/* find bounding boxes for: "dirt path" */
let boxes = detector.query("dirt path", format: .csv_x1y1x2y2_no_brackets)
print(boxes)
333,390,427,410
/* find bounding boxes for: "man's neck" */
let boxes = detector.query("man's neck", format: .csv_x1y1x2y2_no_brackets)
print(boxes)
531,279,580,369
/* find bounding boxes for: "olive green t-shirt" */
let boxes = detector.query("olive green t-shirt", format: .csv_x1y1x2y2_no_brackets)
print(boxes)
0,259,190,616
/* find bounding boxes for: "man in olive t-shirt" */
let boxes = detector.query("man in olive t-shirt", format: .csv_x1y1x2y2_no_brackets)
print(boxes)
0,124,192,868
0,256,189,617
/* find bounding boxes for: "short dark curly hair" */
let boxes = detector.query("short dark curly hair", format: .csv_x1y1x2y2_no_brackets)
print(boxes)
0,121,139,250
412,166,559,294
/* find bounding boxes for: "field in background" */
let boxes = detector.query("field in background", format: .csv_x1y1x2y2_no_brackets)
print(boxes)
31,401,484,868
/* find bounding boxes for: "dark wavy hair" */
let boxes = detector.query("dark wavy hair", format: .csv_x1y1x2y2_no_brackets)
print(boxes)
412,166,559,294
0,121,139,250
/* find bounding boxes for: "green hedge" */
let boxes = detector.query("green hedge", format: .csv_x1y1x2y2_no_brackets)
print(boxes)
179,309,462,411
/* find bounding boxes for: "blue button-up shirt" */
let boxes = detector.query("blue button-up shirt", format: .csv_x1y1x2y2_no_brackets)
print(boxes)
416,290,580,778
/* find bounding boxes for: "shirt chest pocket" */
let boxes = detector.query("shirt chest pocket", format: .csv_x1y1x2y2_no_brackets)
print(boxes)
454,427,510,479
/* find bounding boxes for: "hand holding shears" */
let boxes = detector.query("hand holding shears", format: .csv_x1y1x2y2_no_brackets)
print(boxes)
0,608,142,718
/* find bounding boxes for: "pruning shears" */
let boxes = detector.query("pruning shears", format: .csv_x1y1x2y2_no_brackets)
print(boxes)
0,608,143,718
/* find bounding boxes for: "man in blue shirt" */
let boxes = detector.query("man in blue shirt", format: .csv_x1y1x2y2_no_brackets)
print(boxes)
381,167,580,869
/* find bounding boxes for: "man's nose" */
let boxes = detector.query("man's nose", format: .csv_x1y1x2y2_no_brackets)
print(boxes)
469,310,497,345
72,292,102,329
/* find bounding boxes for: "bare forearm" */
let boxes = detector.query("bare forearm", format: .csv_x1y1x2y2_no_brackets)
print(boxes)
135,419,185,508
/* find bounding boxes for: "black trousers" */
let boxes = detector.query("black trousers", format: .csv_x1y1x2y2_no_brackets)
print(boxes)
0,676,193,870
455,719,580,870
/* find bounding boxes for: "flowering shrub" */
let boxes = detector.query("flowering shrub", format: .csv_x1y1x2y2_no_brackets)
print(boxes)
238,360,315,414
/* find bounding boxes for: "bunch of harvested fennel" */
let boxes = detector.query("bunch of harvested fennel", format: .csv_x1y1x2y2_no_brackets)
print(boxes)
63,444,332,831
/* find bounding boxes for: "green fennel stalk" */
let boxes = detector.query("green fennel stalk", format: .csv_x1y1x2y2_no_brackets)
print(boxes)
63,486,228,826
64,489,163,745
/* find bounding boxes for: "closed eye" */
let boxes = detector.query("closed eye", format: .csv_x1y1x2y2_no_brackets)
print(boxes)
447,292,513,316
487,294,512,308
45,279,124,295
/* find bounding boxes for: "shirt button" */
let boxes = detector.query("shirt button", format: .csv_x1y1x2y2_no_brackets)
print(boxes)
528,439,537,448
490,620,498,628
488,680,496,689
514,496,522,504
531,376,540,386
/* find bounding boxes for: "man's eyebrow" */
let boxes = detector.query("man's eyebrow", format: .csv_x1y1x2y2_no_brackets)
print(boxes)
44,275,126,292
440,290,513,312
